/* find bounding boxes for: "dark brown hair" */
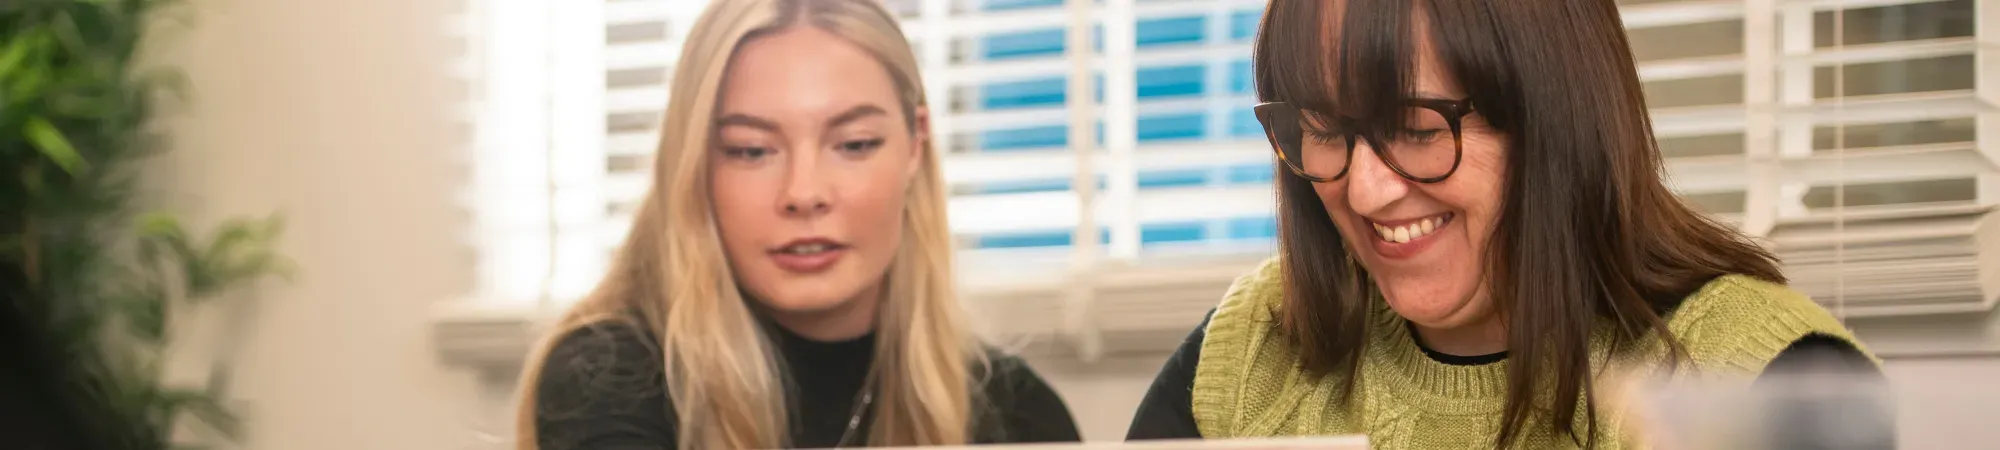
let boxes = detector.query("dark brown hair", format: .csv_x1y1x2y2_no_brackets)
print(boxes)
1252,0,1784,447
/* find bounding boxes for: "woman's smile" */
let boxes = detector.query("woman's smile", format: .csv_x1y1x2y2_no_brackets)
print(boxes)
1364,212,1455,260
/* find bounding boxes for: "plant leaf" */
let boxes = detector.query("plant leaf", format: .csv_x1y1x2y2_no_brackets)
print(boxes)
24,116,88,174
116,284,170,343
158,388,240,441
138,212,198,269
52,310,106,361
0,31,39,78
136,212,189,284
8,64,50,103
137,67,192,104
138,212,187,240
1,28,51,92
183,215,290,299
48,9,91,57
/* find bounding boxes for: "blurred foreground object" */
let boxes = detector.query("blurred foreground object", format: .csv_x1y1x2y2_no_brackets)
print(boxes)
1622,367,1899,449
1,0,291,449
885,436,1368,450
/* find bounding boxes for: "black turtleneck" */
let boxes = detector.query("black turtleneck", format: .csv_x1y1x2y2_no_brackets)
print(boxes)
773,322,877,448
531,318,1081,449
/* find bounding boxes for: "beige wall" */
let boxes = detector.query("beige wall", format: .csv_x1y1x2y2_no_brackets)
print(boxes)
1881,357,2000,450
154,0,486,448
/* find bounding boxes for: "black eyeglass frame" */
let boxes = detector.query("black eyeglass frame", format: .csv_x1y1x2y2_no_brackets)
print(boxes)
1253,98,1477,184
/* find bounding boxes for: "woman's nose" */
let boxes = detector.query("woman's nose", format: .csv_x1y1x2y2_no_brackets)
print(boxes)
780,149,832,217
1343,141,1409,215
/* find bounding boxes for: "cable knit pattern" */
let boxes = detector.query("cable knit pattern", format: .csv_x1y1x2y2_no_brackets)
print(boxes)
1191,257,1873,449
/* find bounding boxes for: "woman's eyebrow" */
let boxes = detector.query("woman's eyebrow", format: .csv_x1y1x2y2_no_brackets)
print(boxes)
716,113,781,132
825,104,889,128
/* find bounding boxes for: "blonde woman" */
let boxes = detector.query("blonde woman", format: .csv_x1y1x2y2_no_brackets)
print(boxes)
512,0,1081,448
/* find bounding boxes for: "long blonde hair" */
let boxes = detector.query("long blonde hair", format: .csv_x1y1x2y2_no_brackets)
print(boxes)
513,0,984,448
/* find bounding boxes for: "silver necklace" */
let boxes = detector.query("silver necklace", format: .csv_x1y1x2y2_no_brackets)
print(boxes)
832,378,874,448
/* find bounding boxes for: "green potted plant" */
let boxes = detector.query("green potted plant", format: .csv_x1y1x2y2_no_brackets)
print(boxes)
3,0,291,448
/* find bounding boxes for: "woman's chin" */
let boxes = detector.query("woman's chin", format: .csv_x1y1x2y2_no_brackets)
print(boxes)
1376,280,1480,326
754,291,859,315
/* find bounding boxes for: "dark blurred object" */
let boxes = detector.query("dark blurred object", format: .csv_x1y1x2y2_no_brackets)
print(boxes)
1755,336,1898,450
2,0,291,448
1638,337,1898,450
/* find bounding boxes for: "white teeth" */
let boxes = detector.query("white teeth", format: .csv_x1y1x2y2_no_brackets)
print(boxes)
1371,214,1449,243
784,243,831,254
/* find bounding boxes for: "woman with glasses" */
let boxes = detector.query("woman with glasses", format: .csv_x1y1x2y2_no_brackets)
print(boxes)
512,0,1081,448
1125,0,1892,448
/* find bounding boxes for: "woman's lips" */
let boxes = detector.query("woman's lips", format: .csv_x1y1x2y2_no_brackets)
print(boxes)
770,239,847,273
1366,213,1453,260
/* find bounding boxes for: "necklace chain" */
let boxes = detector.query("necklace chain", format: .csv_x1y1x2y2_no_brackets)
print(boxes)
832,376,874,448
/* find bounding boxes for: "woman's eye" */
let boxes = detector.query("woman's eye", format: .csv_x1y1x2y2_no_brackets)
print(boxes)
722,146,773,160
1308,130,1349,145
837,138,885,154
1403,128,1447,142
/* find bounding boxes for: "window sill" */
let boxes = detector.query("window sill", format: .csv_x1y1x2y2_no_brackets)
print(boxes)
430,300,553,382
429,286,2000,383
1849,310,2000,360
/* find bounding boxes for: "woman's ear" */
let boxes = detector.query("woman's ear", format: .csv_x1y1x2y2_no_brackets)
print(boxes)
908,105,931,180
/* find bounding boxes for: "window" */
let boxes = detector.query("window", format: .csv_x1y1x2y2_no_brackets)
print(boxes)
1736,0,1997,318
459,0,1999,358
460,0,710,307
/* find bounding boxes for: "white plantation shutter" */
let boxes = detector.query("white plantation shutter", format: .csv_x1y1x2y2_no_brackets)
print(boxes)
1750,0,2000,317
460,0,597,307
926,0,2000,359
599,1,707,256
1627,0,1999,318
455,0,1998,361
912,0,1286,359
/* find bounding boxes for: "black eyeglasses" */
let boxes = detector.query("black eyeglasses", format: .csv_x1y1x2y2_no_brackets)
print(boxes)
1253,98,1476,183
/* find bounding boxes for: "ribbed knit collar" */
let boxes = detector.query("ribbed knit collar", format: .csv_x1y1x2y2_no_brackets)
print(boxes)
1365,301,1511,400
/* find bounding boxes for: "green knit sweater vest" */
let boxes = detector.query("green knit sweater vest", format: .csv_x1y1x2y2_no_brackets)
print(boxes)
1191,258,1873,449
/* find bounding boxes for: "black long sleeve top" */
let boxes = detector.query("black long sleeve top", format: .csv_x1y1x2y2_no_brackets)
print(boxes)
531,319,1082,449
